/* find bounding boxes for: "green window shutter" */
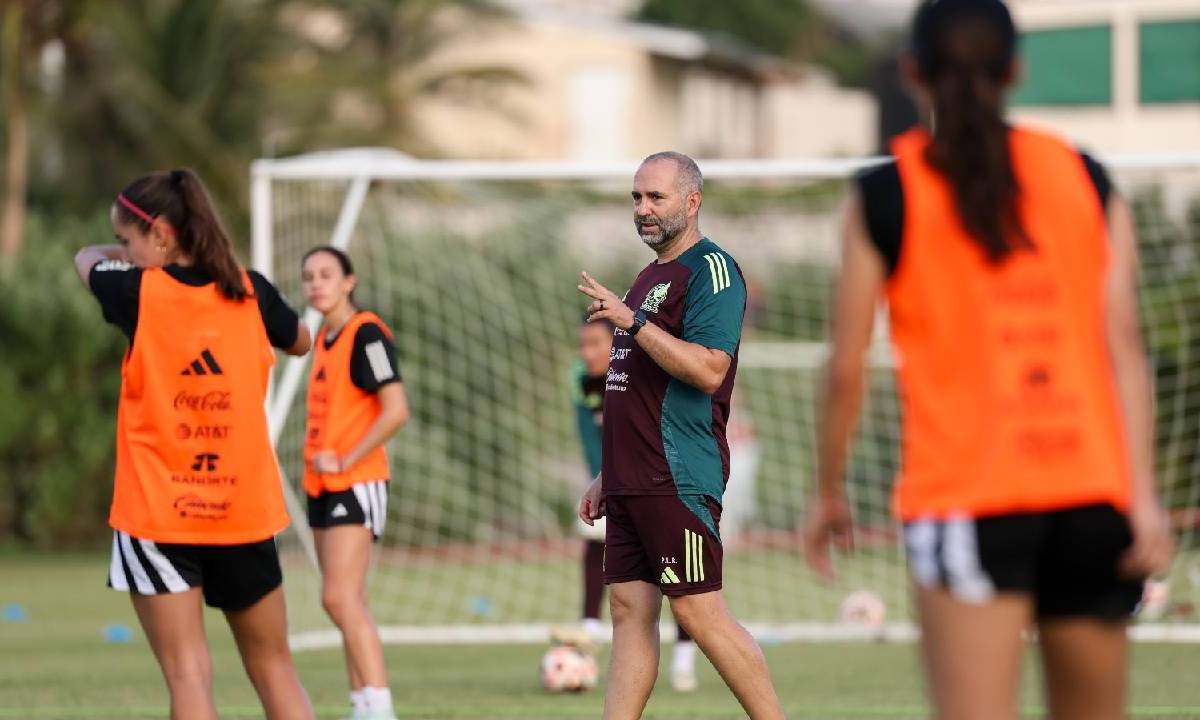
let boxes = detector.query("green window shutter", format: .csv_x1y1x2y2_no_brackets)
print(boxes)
1012,25,1112,106
1140,20,1200,103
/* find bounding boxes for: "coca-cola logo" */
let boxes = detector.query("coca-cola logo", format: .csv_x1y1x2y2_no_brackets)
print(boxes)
173,390,232,412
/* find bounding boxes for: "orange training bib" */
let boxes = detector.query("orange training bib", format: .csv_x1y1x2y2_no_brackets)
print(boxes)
303,311,393,495
887,126,1132,520
110,268,289,543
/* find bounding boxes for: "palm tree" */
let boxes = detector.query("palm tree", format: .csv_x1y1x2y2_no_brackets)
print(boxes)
0,1,66,258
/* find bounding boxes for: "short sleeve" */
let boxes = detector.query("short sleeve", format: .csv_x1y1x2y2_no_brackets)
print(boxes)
248,271,300,350
1079,151,1113,211
682,252,746,357
349,322,401,392
856,159,903,277
88,261,142,341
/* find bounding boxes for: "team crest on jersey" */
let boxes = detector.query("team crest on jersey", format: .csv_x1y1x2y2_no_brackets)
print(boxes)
640,282,671,313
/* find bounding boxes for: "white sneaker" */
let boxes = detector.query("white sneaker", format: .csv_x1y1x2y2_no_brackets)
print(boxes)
671,667,698,693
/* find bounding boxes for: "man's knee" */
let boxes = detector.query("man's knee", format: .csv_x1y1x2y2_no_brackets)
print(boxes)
609,582,661,625
668,591,724,635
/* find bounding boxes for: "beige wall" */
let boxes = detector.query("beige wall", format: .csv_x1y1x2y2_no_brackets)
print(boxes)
1010,0,1200,153
411,14,876,161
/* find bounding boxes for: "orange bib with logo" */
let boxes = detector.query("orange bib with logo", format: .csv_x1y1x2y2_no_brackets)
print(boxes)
110,268,289,544
888,126,1132,521
303,311,393,495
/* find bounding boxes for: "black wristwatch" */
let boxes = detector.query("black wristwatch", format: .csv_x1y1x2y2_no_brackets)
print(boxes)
628,310,648,336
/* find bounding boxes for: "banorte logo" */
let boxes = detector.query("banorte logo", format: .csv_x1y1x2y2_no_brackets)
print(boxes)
173,390,232,412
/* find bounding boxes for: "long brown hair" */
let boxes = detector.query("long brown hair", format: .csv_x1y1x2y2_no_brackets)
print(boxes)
114,169,247,300
912,0,1031,263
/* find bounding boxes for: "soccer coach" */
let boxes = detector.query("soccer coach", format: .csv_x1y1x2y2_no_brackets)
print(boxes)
578,151,784,720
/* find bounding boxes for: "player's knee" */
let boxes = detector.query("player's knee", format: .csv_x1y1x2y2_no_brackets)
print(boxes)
609,589,658,626
242,646,298,687
320,588,362,623
668,594,717,635
159,655,213,693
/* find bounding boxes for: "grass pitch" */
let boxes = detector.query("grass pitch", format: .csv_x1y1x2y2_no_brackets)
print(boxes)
3,555,1200,719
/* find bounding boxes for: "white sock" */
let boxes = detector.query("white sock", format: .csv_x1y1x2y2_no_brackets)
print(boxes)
672,640,696,673
349,689,367,716
362,686,394,715
582,617,603,638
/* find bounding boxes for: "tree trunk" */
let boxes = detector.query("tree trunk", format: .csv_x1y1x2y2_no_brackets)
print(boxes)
1,3,28,259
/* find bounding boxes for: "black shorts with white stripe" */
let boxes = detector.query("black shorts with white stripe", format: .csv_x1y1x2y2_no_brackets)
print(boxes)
307,480,389,541
108,530,282,611
903,503,1143,619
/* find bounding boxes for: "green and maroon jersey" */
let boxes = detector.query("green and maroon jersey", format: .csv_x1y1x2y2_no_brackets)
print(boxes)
601,238,746,533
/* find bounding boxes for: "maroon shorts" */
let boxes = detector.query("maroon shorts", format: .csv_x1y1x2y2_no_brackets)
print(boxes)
603,494,723,597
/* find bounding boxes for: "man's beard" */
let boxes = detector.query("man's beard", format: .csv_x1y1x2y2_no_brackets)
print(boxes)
636,207,687,248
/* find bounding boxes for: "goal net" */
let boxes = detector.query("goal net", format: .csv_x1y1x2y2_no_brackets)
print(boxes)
250,151,1200,646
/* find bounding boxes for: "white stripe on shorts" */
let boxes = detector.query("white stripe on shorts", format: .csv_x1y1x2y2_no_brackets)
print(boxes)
942,516,995,603
904,519,939,588
373,481,389,538
117,531,156,594
109,531,129,592
139,539,190,593
351,483,373,533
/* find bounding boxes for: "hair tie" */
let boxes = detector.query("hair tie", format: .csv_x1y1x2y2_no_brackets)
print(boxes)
116,193,156,226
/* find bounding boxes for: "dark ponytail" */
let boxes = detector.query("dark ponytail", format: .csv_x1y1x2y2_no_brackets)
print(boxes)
912,0,1031,263
114,168,247,300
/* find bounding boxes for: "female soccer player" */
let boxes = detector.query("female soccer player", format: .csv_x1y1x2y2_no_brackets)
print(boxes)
805,2,1174,719
301,246,409,720
75,168,314,720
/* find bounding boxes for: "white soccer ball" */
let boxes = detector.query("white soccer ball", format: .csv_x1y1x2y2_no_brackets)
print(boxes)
839,590,887,628
1139,579,1170,621
540,645,599,693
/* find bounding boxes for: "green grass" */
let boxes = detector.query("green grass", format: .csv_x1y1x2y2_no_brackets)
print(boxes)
3,556,1200,719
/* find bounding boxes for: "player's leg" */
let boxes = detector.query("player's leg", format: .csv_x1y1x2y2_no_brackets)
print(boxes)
582,538,606,636
1038,619,1127,720
669,591,783,718
604,580,663,720
317,525,388,692
916,586,1029,720
670,620,698,692
314,482,393,718
111,531,216,720
130,590,218,720
1035,504,1142,720
602,495,664,720
906,514,1042,720
653,495,783,717
224,586,313,720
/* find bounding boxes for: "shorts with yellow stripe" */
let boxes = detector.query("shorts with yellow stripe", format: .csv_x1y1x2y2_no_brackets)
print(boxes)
603,494,723,596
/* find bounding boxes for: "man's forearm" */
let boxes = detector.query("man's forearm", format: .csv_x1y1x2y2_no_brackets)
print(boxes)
635,322,728,394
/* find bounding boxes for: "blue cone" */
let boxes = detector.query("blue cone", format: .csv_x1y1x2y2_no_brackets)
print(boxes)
103,623,134,644
2,603,27,623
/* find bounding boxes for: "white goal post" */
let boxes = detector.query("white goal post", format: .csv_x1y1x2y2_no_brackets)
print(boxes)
251,149,1200,647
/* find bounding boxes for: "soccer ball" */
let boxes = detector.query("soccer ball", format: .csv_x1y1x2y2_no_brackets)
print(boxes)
540,644,599,693
839,590,887,628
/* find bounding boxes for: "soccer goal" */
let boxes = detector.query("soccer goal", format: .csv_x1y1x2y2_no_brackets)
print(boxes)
250,149,1200,648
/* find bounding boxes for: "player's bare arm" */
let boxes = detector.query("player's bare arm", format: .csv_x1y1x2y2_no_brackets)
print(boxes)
74,244,129,286
578,271,731,395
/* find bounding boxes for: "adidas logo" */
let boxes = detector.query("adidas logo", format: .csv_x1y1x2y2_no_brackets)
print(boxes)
181,349,224,376
660,566,681,585
331,503,349,518
315,367,326,382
